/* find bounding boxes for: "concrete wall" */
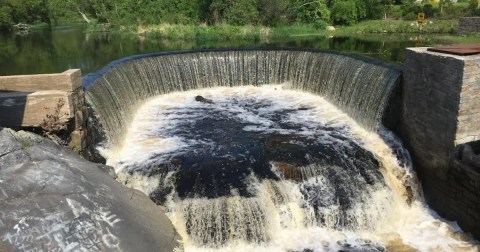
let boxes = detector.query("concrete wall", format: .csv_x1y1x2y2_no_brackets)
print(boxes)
459,17,480,35
401,48,480,238
0,69,87,151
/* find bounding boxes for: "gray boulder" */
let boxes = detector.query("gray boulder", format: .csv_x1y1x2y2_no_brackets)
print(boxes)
0,128,180,251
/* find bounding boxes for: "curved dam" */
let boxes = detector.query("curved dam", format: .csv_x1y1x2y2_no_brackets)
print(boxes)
84,49,401,147
83,49,479,251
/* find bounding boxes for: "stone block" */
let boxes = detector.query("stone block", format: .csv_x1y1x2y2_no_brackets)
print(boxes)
0,69,82,92
0,91,74,127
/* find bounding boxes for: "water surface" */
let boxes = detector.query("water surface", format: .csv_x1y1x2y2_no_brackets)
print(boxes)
105,85,479,251
0,26,447,76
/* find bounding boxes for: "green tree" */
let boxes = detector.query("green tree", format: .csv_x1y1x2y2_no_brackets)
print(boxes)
468,0,480,15
0,0,50,30
224,0,259,25
258,0,290,26
331,0,357,25
0,6,14,31
357,0,384,20
48,0,97,23
291,0,331,23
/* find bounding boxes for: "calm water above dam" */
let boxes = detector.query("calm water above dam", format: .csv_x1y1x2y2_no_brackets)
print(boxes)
0,25,452,76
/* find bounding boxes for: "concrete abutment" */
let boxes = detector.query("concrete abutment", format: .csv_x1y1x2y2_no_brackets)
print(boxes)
401,47,480,238
0,69,87,152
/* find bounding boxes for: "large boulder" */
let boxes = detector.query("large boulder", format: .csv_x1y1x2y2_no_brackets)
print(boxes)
0,128,180,251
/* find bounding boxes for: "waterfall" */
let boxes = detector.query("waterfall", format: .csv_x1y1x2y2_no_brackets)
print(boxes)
84,49,401,149
101,86,477,251
83,50,479,250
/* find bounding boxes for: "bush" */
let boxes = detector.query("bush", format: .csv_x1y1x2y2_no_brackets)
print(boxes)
313,20,329,29
400,2,422,20
423,4,437,18
224,0,259,25
293,0,331,23
437,2,470,19
332,0,358,25
468,0,480,15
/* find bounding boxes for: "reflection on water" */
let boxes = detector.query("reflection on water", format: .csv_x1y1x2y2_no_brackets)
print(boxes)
0,26,422,76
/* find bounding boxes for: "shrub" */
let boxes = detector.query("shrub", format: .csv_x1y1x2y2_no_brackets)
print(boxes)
313,20,329,29
468,0,480,15
400,2,423,20
41,98,69,146
332,0,358,25
423,4,437,18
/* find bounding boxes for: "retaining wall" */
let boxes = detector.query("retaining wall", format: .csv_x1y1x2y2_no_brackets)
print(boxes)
459,17,480,34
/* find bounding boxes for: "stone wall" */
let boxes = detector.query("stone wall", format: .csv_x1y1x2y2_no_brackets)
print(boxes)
459,17,480,35
457,57,480,144
401,47,480,238
447,143,480,236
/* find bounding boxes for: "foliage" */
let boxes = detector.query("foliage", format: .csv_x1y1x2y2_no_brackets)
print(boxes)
400,1,422,20
422,4,437,18
329,0,385,25
291,0,331,23
336,19,458,34
223,0,259,25
258,0,290,26
0,0,50,31
331,0,358,25
0,0,476,31
356,0,386,20
468,0,480,15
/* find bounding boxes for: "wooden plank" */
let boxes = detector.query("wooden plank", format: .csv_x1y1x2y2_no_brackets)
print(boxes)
0,91,74,127
0,69,82,92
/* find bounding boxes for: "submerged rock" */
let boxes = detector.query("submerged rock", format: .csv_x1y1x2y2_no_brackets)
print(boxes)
272,161,303,181
0,128,180,251
195,95,213,104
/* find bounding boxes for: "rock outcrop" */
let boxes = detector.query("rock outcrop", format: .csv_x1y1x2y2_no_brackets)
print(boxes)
0,128,180,251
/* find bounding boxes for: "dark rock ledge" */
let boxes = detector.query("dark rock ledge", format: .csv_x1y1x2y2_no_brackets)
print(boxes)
0,128,180,251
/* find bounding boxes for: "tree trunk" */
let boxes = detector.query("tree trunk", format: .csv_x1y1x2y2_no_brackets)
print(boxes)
213,9,220,25
77,7,91,23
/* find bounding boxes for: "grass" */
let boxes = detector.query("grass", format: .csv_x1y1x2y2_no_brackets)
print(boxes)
334,19,459,34
134,23,328,41
137,24,266,41
121,19,461,41
101,19,480,45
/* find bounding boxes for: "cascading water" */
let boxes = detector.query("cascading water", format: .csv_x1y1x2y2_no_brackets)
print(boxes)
103,85,476,251
84,50,401,148
84,50,479,251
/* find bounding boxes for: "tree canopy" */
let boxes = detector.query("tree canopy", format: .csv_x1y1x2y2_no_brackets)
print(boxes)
1,0,477,31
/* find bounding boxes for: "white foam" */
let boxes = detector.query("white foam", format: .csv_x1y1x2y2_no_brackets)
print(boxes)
105,85,479,252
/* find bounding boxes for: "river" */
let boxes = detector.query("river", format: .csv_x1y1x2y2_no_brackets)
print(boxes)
0,25,454,76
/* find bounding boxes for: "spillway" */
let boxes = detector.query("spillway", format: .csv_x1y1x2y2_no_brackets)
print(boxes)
83,49,479,251
84,49,401,147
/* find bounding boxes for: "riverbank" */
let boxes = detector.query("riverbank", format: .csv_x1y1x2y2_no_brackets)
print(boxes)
108,19,480,46
126,19,470,40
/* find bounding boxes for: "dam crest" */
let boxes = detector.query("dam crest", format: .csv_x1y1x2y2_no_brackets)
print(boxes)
83,49,402,148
